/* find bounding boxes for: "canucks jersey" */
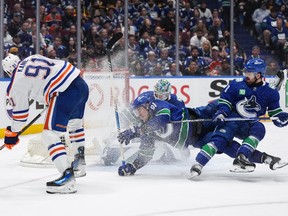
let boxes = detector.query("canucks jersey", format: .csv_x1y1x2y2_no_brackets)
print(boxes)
6,54,80,131
218,78,282,118
144,99,192,149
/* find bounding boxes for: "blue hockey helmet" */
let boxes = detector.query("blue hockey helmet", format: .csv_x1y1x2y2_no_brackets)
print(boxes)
244,58,266,76
131,96,150,110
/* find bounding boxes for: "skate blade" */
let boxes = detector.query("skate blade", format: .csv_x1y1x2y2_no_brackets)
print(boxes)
46,182,77,194
187,171,200,180
74,170,86,178
272,161,288,170
230,165,255,173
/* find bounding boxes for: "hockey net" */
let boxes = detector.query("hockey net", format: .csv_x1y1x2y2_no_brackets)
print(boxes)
20,70,130,167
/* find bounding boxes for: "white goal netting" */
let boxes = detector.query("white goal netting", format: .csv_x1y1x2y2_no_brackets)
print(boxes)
20,71,130,167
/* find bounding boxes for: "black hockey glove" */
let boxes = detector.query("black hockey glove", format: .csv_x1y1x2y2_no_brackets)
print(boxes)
117,126,140,145
212,110,227,127
118,163,137,176
4,126,19,150
273,112,288,127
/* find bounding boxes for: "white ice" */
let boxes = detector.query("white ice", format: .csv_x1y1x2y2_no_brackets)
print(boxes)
0,122,288,216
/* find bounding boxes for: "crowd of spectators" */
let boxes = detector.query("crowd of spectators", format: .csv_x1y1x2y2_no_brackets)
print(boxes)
2,0,285,77
249,0,288,68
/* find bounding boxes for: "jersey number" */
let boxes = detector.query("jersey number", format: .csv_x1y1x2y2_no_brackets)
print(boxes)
25,58,55,79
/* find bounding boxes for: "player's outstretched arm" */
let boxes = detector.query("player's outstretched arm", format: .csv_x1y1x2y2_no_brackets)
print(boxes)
118,135,156,176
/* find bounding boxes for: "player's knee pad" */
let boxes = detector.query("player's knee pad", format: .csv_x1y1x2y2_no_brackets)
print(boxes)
42,130,62,147
249,122,266,141
68,119,83,131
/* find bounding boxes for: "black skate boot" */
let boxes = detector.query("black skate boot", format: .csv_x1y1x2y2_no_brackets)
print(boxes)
262,153,288,170
46,167,76,194
231,154,256,173
273,70,284,91
72,146,86,178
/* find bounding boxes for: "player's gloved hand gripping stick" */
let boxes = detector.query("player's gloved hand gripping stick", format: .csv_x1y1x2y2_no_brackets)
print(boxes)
1,108,47,151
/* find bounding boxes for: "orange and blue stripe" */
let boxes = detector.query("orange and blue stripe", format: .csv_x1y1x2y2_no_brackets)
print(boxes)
48,142,67,161
69,128,85,144
43,62,76,104
12,109,29,122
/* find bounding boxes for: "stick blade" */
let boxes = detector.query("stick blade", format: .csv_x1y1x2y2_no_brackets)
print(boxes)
107,32,123,50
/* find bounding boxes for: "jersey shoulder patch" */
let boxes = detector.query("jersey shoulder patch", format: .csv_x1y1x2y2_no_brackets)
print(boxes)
235,78,244,82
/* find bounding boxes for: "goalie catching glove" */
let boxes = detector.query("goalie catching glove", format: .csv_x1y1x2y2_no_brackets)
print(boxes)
118,163,137,176
4,126,20,149
117,126,141,145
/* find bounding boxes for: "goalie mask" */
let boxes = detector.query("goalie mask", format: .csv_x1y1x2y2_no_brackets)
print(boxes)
244,58,266,77
2,54,21,77
154,79,172,100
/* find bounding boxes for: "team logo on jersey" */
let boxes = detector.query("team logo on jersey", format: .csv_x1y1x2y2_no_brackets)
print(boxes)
155,124,173,138
239,89,246,95
236,95,261,118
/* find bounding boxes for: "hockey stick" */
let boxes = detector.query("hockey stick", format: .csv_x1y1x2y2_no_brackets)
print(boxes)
0,108,47,151
106,32,125,166
107,32,123,50
170,116,278,124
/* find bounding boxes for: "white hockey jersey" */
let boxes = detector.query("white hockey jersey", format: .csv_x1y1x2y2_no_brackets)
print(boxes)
6,54,80,131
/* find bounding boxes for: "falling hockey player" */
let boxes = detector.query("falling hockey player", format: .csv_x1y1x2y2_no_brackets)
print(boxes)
116,66,288,177
189,58,288,179
116,96,288,177
101,79,190,166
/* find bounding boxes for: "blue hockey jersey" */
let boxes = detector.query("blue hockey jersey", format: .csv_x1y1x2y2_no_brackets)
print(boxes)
143,99,192,149
218,78,282,118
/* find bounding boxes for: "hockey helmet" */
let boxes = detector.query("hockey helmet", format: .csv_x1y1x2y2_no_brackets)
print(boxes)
131,96,150,110
244,58,266,76
2,53,21,77
154,79,172,100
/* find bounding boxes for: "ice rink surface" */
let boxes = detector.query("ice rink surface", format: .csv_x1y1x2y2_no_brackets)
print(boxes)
0,122,288,216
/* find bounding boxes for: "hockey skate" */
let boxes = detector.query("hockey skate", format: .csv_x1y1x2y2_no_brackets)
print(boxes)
72,146,86,178
46,167,76,194
230,154,256,173
187,163,202,180
262,153,288,170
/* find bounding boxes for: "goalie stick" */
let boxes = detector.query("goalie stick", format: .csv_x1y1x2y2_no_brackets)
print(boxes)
106,32,126,166
0,108,47,151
